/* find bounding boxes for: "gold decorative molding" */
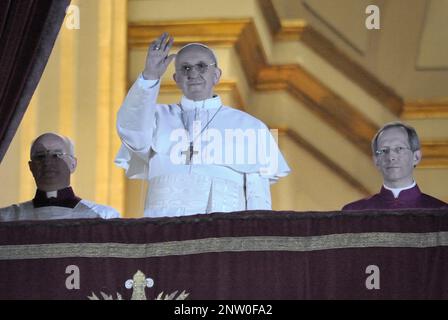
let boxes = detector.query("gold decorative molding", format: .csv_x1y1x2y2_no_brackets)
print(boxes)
159,80,245,110
257,0,404,116
420,141,448,168
402,101,448,120
130,19,377,155
279,128,370,196
235,22,379,156
258,0,307,41
128,19,249,49
254,64,378,156
128,19,448,169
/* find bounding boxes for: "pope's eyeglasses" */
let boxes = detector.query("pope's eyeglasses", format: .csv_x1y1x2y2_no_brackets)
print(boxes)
178,62,216,75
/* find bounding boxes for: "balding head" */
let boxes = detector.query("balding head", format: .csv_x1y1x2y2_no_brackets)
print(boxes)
30,133,75,159
175,43,218,69
28,132,77,192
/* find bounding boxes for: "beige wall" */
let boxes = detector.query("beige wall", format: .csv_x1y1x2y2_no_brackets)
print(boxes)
271,135,366,211
287,0,448,100
417,0,448,69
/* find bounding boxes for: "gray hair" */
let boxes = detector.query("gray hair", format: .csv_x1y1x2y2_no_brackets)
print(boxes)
30,133,75,158
371,121,420,155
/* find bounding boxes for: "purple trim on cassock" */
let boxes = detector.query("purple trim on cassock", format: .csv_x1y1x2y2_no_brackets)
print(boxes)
342,184,448,211
32,187,81,209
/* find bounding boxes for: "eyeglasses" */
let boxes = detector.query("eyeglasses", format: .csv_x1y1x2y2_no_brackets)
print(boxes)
178,62,216,75
375,146,412,156
31,150,73,162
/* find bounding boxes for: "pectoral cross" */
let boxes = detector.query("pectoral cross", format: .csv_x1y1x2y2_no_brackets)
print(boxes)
181,142,198,165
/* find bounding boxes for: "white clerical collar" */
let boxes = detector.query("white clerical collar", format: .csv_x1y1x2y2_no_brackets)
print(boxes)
384,181,416,199
46,190,58,198
180,95,222,111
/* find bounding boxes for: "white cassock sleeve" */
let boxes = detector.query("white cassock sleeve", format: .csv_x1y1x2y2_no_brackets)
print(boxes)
245,173,272,210
116,75,160,163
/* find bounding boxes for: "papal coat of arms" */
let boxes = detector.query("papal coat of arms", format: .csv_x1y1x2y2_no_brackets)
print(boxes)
87,270,189,300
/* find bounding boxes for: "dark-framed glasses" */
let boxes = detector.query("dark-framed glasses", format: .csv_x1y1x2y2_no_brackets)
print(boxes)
31,150,73,162
375,146,411,156
178,62,216,75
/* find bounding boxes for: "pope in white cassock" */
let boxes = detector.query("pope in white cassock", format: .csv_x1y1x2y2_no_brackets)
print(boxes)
115,33,290,217
0,133,120,221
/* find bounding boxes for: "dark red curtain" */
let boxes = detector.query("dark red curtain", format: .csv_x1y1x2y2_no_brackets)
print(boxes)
0,0,70,163
1,210,448,299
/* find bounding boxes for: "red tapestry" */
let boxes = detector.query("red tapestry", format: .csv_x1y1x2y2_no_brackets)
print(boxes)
0,210,447,300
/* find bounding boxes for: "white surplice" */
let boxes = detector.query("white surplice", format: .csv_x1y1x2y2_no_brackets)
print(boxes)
115,75,290,217
0,199,120,222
